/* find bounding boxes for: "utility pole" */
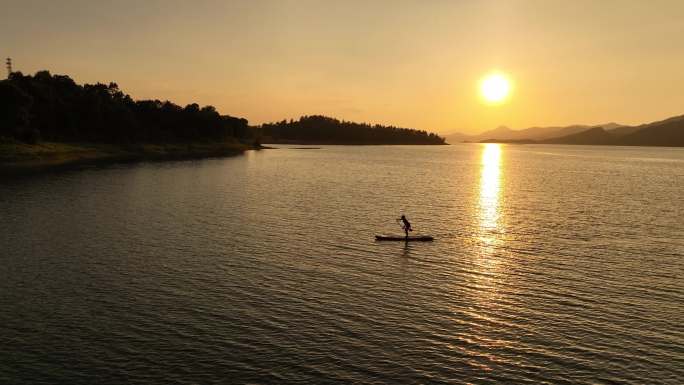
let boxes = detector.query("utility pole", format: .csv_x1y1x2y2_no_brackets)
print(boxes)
6,57,11,78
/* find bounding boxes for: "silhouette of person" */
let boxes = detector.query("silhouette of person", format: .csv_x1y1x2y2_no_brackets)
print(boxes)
399,215,412,239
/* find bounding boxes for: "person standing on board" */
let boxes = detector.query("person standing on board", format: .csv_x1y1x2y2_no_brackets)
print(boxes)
399,215,412,239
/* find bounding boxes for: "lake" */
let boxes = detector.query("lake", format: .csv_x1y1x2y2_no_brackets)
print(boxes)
1,144,682,384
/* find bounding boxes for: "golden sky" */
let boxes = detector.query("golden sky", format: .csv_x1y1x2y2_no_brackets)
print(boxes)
3,0,684,134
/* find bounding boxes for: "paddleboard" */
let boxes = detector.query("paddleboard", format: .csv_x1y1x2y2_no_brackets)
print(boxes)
375,235,434,242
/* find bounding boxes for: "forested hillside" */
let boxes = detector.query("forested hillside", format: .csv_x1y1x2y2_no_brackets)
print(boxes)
0,71,251,144
261,115,445,145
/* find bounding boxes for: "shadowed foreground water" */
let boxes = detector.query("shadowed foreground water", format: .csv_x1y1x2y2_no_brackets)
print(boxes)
1,144,683,384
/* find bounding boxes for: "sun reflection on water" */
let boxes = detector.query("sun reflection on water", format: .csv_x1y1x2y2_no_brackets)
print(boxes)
474,143,504,298
479,143,502,234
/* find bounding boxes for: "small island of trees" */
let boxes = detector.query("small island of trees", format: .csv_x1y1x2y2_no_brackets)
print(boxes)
261,115,446,145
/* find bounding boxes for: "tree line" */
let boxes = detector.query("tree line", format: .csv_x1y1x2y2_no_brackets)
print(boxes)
1,70,446,146
0,71,250,144
261,115,445,145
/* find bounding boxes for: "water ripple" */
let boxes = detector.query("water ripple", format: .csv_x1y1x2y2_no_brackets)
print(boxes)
1,145,682,384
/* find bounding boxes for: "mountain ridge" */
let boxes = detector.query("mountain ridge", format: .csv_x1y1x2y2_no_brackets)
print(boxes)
445,114,683,147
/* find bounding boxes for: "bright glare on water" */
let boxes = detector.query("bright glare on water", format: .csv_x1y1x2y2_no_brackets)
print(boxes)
1,144,683,384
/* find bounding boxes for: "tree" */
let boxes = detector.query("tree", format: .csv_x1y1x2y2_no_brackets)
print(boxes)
0,69,254,144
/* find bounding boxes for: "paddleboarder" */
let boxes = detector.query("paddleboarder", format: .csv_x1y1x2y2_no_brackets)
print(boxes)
399,215,412,239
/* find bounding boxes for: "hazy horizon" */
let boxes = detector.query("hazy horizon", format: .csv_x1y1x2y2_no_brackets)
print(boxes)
3,0,684,134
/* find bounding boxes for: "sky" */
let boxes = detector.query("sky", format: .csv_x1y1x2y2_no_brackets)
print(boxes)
2,0,684,134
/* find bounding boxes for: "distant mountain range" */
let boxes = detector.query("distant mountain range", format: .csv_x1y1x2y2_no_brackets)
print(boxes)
445,114,684,147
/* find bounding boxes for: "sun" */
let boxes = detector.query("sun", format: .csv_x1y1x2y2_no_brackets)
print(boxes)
480,73,511,104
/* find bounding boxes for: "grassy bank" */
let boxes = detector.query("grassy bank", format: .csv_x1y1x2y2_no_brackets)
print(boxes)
0,140,257,175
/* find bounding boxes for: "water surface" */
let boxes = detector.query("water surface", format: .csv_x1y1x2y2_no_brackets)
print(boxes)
1,144,683,384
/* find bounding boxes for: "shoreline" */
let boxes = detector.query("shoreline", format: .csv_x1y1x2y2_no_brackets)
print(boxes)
471,140,683,147
0,141,263,176
262,140,448,146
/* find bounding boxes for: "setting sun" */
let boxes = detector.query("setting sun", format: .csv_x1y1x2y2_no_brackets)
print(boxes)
480,73,511,104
